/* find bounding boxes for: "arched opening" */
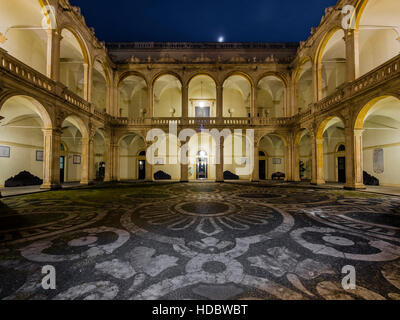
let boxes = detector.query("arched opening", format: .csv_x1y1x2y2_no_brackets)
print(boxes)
223,75,251,118
188,132,216,181
319,29,347,98
296,130,312,181
92,61,108,113
259,134,286,180
118,75,148,118
60,28,86,98
153,74,182,118
295,60,313,112
258,150,267,180
355,96,400,187
0,0,49,74
0,96,51,188
358,0,400,76
188,75,216,118
119,134,146,180
61,116,87,184
256,75,286,117
223,133,254,180
317,117,346,184
150,134,181,181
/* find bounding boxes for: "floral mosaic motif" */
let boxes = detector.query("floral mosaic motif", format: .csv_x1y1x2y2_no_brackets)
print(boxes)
0,183,400,300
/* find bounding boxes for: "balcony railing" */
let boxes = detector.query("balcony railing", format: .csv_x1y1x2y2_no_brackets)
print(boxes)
314,54,400,113
0,48,105,121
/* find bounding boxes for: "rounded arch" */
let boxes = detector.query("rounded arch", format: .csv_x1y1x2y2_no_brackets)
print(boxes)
188,74,217,117
256,74,287,118
0,0,51,74
153,73,182,118
294,58,314,113
314,28,347,99
294,57,313,82
187,72,219,87
0,94,53,129
61,114,89,139
294,128,311,146
354,0,400,76
118,71,148,87
222,71,254,88
354,95,400,129
316,115,346,139
258,133,288,147
59,25,91,65
256,72,288,88
116,131,146,146
314,27,343,70
223,73,253,118
93,57,111,85
152,71,183,87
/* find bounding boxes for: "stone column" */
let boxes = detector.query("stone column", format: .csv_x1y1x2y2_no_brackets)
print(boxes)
312,63,319,103
251,141,259,182
83,63,93,102
216,138,224,182
112,143,120,181
311,135,325,185
80,134,94,185
46,29,61,81
293,143,301,182
284,139,292,182
345,29,360,82
148,84,154,119
145,142,153,182
250,85,256,118
104,138,112,182
216,85,223,119
345,127,365,190
41,128,62,190
182,85,188,118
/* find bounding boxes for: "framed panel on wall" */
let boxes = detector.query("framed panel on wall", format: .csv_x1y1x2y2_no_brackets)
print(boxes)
272,158,282,165
36,150,44,162
73,155,81,164
0,146,10,158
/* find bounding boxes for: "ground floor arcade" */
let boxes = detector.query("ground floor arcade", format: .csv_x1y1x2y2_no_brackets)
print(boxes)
1,94,400,194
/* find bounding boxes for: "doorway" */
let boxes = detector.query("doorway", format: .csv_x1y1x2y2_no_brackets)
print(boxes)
196,151,208,180
338,157,346,183
138,160,146,180
60,156,65,184
259,160,266,180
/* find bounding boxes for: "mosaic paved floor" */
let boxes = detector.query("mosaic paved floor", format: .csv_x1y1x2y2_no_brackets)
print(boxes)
0,182,400,300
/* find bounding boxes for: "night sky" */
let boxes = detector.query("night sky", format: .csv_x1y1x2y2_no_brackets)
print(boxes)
69,0,338,43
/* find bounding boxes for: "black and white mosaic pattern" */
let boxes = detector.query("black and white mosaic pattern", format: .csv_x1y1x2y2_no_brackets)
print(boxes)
1,183,400,300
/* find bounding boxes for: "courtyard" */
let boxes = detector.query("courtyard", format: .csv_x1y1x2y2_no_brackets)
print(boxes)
0,182,399,300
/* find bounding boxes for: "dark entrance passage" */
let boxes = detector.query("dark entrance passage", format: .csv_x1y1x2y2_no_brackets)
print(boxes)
338,157,346,183
138,160,146,180
259,160,266,180
196,151,208,180
60,156,65,184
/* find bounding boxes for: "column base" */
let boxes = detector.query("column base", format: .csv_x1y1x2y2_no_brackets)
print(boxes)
40,183,62,190
344,183,366,190
80,180,94,186
216,180,224,183
311,179,326,185
251,179,259,183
